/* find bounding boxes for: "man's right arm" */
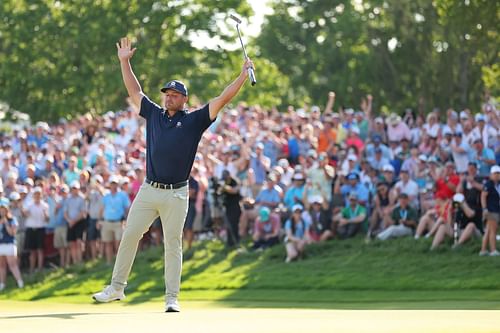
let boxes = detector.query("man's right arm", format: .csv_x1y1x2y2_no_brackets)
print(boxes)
116,37,144,109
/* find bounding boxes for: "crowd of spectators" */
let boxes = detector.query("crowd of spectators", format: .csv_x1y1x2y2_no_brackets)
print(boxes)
0,91,499,291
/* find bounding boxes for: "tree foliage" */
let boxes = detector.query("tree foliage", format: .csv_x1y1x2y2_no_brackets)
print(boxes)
0,0,285,121
258,0,499,114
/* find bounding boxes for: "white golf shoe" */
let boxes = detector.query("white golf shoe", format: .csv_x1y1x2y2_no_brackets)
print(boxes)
92,285,125,302
165,296,180,312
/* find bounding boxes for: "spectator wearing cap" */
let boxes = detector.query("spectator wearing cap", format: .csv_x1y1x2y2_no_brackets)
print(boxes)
99,176,130,264
251,207,280,250
87,178,104,260
334,193,366,239
22,187,49,274
306,152,335,202
450,191,482,249
345,127,364,156
0,198,24,290
433,161,460,201
303,194,332,242
479,165,500,256
8,192,25,263
284,204,310,263
386,113,411,142
365,134,390,162
369,117,388,144
212,147,239,181
52,185,70,268
36,155,56,179
284,173,306,211
277,158,294,187
3,172,19,199
339,153,360,176
62,157,81,186
450,132,470,174
380,164,397,189
64,181,87,264
376,193,417,241
368,146,390,172
472,113,498,149
443,109,463,137
255,175,282,210
340,172,370,207
469,137,496,178
392,168,419,208
1,152,18,185
249,142,271,197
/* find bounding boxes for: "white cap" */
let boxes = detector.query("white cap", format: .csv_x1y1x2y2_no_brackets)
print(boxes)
347,154,357,162
459,111,469,119
382,164,395,172
418,154,428,162
453,193,465,203
9,192,20,201
351,127,360,135
292,204,304,212
308,195,323,204
278,158,289,169
311,105,320,113
109,175,120,184
70,181,80,189
344,108,354,115
490,165,500,174
33,186,43,193
374,117,384,124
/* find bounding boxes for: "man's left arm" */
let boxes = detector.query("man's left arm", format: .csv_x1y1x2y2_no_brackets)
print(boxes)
208,58,254,120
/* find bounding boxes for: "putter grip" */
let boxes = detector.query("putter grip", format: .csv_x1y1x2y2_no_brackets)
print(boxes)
248,66,256,86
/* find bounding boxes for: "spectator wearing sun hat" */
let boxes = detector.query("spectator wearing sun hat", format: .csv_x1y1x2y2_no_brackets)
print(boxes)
251,207,280,251
386,113,411,142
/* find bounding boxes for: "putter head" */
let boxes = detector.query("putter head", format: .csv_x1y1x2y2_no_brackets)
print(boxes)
229,14,242,25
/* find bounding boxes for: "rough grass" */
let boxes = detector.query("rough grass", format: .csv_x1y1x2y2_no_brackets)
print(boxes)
2,236,500,309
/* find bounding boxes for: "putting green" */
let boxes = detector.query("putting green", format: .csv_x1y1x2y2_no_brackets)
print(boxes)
2,300,500,333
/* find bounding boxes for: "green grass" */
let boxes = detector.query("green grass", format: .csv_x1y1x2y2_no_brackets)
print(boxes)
2,237,500,309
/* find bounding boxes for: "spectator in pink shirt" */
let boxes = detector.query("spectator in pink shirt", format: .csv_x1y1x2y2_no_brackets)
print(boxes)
386,113,411,142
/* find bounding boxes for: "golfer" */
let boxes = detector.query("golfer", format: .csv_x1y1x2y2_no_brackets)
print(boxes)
93,37,254,312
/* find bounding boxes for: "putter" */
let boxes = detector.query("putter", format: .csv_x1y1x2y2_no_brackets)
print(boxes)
229,14,257,86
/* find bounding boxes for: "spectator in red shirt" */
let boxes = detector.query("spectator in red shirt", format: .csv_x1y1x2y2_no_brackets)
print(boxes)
433,161,460,200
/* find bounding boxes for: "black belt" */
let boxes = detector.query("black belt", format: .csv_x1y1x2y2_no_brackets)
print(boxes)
145,178,188,190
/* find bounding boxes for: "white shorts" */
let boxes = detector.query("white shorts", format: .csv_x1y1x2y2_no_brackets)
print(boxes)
0,243,17,256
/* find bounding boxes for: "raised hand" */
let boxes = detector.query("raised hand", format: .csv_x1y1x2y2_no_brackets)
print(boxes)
116,37,137,61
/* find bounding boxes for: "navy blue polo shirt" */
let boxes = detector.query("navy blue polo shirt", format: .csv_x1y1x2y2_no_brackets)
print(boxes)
483,180,500,213
140,95,214,184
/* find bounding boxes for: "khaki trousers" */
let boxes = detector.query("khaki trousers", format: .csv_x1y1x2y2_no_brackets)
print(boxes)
111,182,188,297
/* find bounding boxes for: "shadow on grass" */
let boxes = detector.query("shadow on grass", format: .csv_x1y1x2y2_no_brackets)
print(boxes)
1,312,116,320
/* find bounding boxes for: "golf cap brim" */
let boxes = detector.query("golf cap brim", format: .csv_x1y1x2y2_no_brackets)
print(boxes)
160,80,188,96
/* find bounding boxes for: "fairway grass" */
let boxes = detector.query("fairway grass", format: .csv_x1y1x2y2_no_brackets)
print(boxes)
2,300,500,333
